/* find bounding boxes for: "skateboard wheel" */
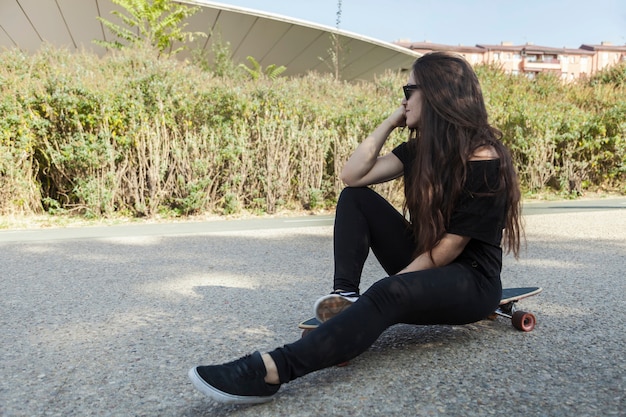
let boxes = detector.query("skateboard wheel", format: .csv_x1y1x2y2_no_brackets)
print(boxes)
301,329,314,338
512,311,536,332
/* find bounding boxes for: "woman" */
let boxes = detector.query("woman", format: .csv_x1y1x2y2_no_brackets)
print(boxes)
188,52,523,405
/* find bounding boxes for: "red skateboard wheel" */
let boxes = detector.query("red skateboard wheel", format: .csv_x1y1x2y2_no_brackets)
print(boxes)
512,311,536,332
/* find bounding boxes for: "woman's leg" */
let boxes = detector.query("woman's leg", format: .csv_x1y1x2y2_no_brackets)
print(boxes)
269,264,501,384
333,187,415,293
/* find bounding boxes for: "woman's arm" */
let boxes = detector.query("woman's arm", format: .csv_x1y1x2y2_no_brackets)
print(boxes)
340,106,406,187
398,233,470,273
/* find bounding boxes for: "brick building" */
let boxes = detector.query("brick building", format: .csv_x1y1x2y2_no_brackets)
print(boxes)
395,40,626,80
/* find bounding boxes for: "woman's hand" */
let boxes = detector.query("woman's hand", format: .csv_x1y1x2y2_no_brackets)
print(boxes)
388,105,407,128
398,233,471,273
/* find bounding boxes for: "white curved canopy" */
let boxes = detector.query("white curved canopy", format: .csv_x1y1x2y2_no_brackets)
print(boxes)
0,0,419,81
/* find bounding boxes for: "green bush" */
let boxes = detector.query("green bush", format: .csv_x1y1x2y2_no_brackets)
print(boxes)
0,47,623,218
479,64,625,195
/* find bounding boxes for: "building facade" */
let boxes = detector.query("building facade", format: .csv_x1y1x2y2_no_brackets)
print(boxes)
395,41,626,80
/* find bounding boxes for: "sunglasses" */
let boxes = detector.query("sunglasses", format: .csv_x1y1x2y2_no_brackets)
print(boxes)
402,84,420,100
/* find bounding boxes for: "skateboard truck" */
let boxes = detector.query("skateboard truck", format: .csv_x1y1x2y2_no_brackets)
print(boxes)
493,303,536,332
490,287,543,332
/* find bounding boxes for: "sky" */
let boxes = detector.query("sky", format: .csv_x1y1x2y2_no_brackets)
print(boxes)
218,0,625,49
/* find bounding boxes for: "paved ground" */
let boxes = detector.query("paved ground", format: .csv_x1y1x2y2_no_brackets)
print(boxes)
1,198,625,416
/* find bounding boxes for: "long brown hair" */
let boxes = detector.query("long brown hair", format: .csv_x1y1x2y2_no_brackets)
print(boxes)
404,52,523,258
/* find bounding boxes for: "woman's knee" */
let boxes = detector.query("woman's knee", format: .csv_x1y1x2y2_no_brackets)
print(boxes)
337,187,380,208
362,276,413,309
339,186,373,200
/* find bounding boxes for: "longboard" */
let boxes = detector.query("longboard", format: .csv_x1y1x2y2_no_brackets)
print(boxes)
298,286,543,335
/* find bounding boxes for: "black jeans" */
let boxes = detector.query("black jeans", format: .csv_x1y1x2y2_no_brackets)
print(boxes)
269,187,502,384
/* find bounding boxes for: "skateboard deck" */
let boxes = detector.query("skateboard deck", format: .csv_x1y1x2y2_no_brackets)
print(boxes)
298,317,322,330
298,287,542,334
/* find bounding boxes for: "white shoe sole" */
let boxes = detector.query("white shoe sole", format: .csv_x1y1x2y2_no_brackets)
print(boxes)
314,294,354,322
188,367,275,405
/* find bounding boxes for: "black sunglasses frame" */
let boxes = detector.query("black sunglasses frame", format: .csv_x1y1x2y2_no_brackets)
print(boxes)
403,84,419,100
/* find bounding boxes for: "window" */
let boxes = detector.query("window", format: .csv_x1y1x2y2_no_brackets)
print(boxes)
545,54,557,63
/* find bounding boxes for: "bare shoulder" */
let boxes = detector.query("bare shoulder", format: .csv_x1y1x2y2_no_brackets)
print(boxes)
470,145,499,161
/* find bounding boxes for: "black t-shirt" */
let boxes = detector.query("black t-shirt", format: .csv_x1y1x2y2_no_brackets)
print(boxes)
392,141,506,277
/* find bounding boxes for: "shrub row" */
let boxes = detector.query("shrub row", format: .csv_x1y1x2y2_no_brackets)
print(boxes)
0,47,624,217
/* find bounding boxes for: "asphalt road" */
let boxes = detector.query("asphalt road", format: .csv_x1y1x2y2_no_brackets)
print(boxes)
1,197,624,416
0,197,624,244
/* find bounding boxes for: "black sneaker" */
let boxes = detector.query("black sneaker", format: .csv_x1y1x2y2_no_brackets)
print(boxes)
314,291,359,322
331,290,360,302
188,351,280,404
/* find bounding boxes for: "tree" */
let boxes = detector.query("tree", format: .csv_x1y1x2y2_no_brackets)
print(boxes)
95,0,206,57
320,1,348,80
